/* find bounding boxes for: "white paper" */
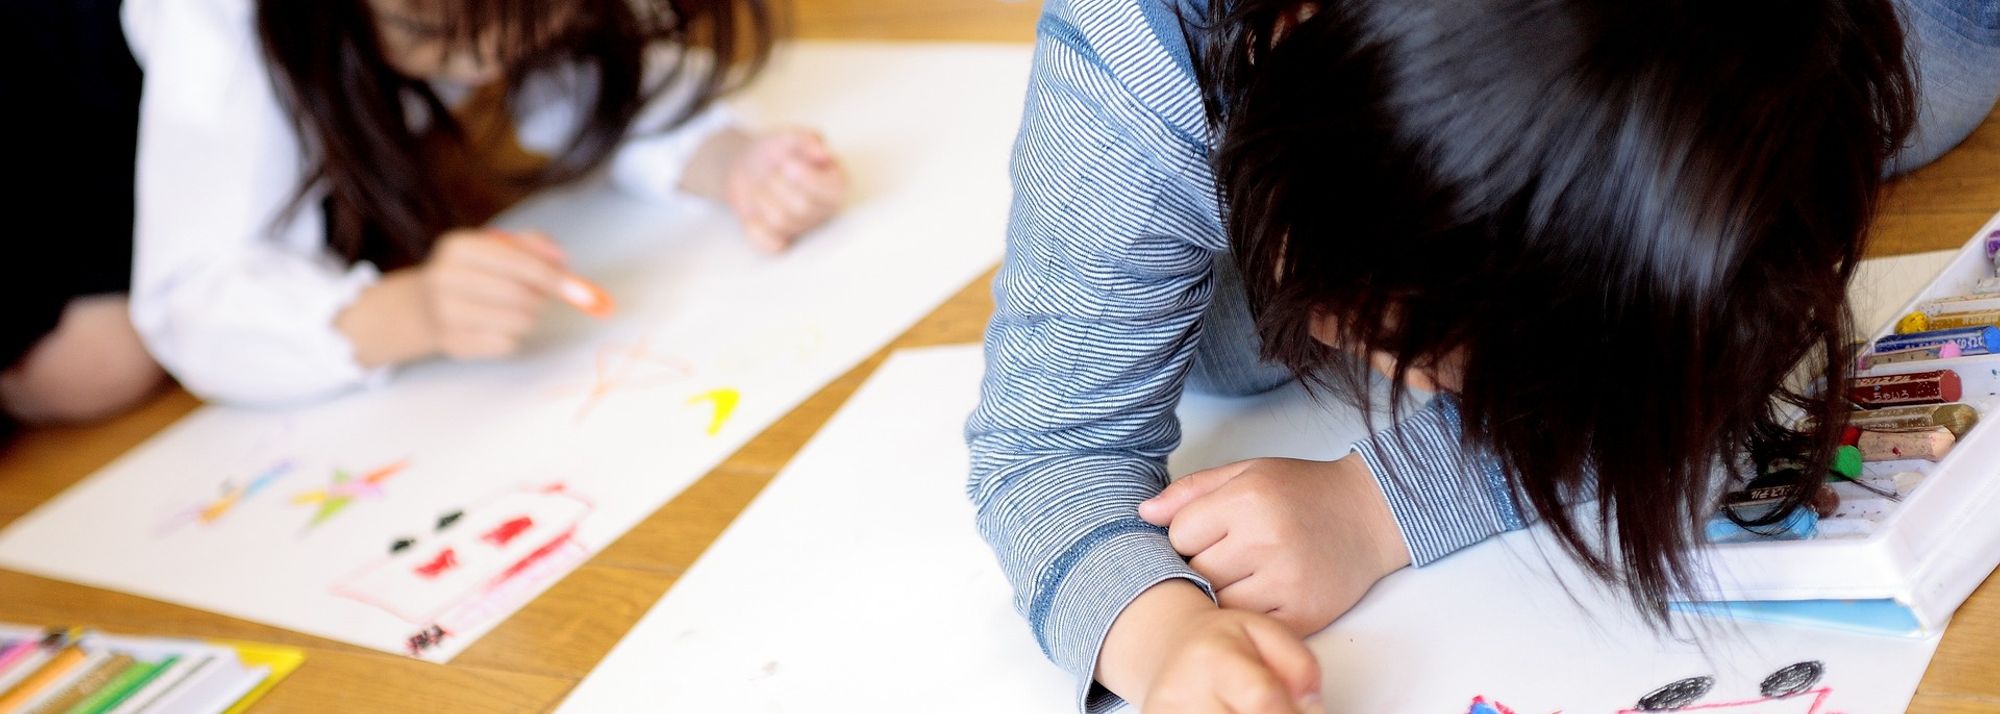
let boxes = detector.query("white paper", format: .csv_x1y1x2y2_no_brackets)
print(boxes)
0,41,1031,662
559,345,1942,714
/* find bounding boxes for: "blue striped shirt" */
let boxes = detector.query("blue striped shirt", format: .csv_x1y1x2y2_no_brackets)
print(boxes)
963,1,1523,711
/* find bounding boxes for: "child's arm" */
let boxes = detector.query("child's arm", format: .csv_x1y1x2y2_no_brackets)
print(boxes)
513,49,846,252
966,2,1285,710
124,0,392,405
973,2,1528,711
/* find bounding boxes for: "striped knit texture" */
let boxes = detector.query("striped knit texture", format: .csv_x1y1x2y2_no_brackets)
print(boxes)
964,1,1522,711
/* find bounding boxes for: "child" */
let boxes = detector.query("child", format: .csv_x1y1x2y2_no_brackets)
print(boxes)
966,0,1997,712
121,0,846,405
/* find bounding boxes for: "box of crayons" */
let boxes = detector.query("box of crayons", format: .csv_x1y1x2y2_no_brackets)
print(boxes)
0,624,301,714
1679,210,2000,636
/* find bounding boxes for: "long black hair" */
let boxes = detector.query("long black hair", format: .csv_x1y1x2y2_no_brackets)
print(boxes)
258,0,774,269
1196,0,1915,620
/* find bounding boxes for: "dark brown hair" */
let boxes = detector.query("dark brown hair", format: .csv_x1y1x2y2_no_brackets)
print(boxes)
1195,0,1915,619
258,0,774,269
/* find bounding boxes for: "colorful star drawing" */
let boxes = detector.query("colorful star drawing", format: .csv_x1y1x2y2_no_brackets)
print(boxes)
293,460,409,528
154,460,298,535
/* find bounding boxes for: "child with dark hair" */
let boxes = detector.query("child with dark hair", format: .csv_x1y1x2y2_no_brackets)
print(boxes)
966,0,1996,711
17,0,846,409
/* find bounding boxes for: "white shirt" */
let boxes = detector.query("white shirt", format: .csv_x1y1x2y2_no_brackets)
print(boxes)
122,0,734,405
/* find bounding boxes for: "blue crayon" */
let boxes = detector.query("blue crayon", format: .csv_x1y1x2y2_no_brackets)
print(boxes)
1873,325,2000,355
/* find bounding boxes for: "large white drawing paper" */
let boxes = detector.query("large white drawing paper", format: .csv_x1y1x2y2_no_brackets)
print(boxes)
0,41,1031,662
560,342,1947,713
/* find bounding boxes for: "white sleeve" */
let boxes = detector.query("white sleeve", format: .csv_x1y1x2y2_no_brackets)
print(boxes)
125,0,388,406
513,45,740,203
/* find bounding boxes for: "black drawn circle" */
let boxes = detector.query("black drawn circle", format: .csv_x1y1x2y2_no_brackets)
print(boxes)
1636,676,1714,711
1760,661,1826,698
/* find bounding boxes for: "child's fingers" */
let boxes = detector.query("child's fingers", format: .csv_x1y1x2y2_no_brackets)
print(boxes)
446,271,548,313
439,329,520,359
1164,496,1231,558
490,229,568,263
439,300,538,340
1241,618,1323,710
781,129,833,165
749,190,810,243
1214,574,1282,616
740,218,789,255
757,175,822,229
461,240,566,295
1216,648,1307,714
1141,460,1256,525
781,158,848,203
1188,542,1257,591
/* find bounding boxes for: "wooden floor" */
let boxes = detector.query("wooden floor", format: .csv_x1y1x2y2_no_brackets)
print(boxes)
4,2,2000,711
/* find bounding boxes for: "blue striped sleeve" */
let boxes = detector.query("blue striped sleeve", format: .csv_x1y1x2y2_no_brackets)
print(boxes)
968,1,1526,712
965,2,1222,712
1352,395,1527,566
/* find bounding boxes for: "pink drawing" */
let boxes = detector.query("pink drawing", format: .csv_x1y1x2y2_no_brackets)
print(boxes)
557,338,696,422
331,483,596,656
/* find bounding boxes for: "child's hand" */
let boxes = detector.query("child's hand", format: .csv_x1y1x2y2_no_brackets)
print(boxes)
1098,581,1323,714
1139,455,1410,636
722,129,847,253
1146,609,1322,713
1088,580,1320,712
416,229,566,359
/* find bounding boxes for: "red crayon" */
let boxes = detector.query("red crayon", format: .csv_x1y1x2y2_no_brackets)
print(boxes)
1850,370,1962,408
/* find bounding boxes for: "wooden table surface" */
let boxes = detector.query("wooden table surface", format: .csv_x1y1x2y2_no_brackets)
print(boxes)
4,2,1999,711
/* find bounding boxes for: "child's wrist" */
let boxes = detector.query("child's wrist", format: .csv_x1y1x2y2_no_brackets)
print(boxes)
677,127,754,202
1096,579,1216,704
1334,453,1414,578
337,270,440,367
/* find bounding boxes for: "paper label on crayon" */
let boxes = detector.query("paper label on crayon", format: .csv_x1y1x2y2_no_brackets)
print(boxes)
1919,310,2000,331
1873,327,1998,355
1850,370,1962,407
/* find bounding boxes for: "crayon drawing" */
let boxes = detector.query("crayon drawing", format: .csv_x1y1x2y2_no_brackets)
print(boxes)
553,348,1942,714
331,483,595,655
564,338,697,423
153,460,298,536
0,43,1030,664
687,388,741,436
1467,661,1833,714
291,460,410,529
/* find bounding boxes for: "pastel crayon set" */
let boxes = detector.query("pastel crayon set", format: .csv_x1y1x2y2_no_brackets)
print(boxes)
0,625,300,714
1684,212,2000,637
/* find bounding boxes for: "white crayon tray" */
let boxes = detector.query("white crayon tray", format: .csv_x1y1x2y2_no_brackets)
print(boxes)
1686,210,2000,635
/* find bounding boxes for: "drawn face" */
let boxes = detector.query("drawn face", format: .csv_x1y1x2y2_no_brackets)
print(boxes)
332,486,593,627
1470,660,1830,714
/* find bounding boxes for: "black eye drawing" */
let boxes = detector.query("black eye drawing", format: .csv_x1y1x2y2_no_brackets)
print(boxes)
1760,661,1826,698
1636,675,1714,711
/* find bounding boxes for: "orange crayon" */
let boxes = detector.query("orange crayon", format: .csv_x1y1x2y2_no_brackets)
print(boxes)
0,643,87,710
556,275,617,319
490,229,616,319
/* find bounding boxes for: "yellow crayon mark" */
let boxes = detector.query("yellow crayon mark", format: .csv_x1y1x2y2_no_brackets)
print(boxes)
688,388,741,437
